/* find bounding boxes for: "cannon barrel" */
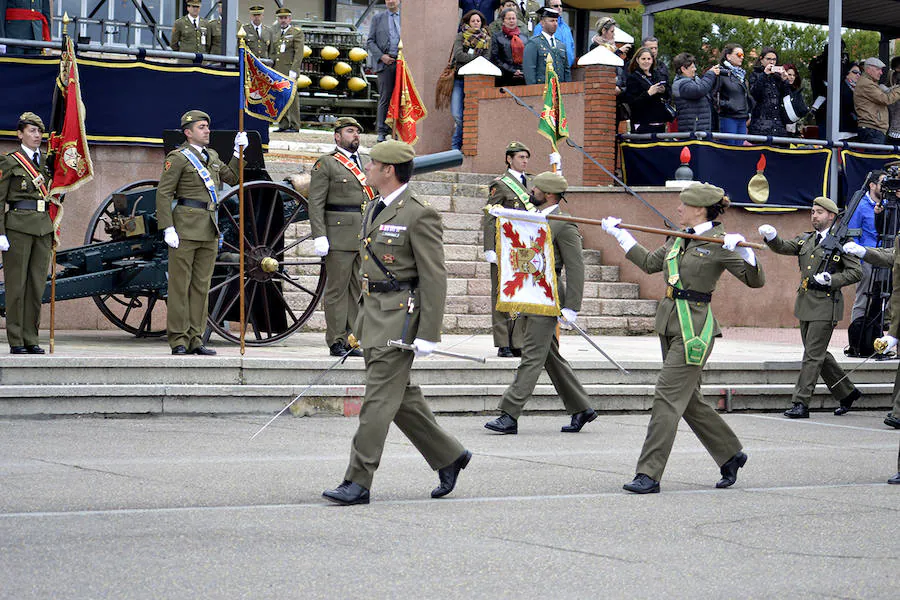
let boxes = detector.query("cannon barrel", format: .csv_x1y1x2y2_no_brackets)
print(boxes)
412,150,464,176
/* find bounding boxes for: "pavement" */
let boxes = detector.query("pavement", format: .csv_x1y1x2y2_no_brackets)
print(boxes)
1,410,898,598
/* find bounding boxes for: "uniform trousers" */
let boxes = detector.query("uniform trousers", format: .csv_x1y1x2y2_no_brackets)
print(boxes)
345,346,465,489
498,314,592,419
323,249,361,346
793,320,855,406
490,262,524,349
3,229,52,346
278,95,303,130
167,238,217,350
636,335,742,481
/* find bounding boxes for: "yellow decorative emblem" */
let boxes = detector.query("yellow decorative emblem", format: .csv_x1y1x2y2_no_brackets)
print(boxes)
668,274,680,286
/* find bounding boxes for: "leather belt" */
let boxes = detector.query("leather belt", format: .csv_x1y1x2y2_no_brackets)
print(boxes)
177,198,213,210
805,279,831,292
8,199,47,212
665,285,712,303
362,277,418,293
325,204,360,213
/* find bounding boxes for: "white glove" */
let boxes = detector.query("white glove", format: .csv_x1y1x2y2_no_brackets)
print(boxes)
723,233,756,265
843,241,866,258
164,226,179,249
289,70,297,80
813,272,832,286
601,216,637,251
412,338,436,358
876,335,899,354
233,131,249,156
484,250,497,264
549,152,562,170
313,236,330,257
0,235,9,252
558,308,577,329
758,224,777,241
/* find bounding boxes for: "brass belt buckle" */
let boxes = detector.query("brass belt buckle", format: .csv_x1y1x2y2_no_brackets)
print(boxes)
208,201,216,211
362,276,370,295
665,286,674,299
36,199,45,212
800,277,809,291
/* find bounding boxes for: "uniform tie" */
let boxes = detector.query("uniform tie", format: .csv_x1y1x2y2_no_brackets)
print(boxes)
371,199,386,222
685,227,695,234
550,37,556,49
521,174,527,187
352,154,361,170
32,151,40,167
201,149,210,163
192,18,198,29
815,232,823,246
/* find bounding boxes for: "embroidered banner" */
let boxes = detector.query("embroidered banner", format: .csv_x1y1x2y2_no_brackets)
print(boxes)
493,208,560,317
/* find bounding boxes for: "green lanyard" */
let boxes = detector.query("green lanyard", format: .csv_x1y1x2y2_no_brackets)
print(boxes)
500,174,535,211
665,237,715,366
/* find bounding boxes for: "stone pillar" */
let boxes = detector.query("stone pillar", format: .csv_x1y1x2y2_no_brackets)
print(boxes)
462,75,495,157
582,64,617,186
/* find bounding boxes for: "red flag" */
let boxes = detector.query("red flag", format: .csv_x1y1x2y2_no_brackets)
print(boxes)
49,38,94,198
386,47,427,145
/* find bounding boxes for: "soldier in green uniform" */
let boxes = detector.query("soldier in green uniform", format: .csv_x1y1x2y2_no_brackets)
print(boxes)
272,7,305,132
603,183,765,493
484,172,597,435
155,110,245,355
308,117,372,357
483,141,532,358
170,0,211,57
0,0,51,56
208,1,222,54
0,112,54,354
522,6,570,85
760,197,862,419
323,140,471,505
243,5,273,59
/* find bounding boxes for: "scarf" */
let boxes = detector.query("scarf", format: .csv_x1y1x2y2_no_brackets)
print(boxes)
724,63,746,82
461,24,489,51
502,24,524,65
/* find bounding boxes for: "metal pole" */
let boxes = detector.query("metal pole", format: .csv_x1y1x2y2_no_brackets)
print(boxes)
238,28,246,355
826,0,842,199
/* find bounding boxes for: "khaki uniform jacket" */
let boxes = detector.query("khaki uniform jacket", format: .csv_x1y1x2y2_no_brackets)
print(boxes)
243,22,273,59
766,231,862,322
482,171,531,252
0,152,54,237
356,188,446,348
208,18,222,52
860,240,900,336
853,73,900,132
307,150,372,252
628,223,766,337
272,25,305,75
155,144,239,242
171,16,211,54
522,33,570,85
549,208,583,312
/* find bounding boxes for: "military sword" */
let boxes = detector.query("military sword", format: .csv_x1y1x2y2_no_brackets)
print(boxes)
567,322,629,374
387,340,487,363
832,338,894,387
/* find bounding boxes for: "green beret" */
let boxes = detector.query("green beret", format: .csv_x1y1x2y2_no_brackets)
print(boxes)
17,112,44,131
813,196,839,214
681,182,725,207
181,110,210,128
334,117,363,133
532,171,568,195
275,7,291,16
506,141,530,156
370,140,415,164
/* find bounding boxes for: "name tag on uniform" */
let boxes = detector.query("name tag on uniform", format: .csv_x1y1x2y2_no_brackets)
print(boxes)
201,34,206,45
379,224,407,238
695,248,710,256
280,42,286,53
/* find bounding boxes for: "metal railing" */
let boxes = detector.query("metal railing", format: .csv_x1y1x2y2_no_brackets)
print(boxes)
620,131,900,154
51,14,169,50
0,36,247,66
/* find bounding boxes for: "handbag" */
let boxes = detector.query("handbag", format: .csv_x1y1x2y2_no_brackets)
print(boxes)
434,47,456,111
662,99,677,121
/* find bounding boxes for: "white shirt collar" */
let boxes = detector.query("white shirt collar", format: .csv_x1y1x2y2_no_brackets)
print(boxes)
541,31,555,44
335,146,357,160
20,144,39,160
816,229,830,240
190,143,206,155
507,168,525,179
692,221,714,235
380,183,408,207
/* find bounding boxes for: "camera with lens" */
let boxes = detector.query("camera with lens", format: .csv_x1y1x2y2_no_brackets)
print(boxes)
880,164,900,198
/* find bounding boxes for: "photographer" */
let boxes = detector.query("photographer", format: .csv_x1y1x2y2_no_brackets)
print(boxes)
847,171,886,326
748,47,790,137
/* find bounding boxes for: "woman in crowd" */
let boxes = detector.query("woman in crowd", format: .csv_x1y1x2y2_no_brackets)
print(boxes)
490,7,526,86
671,52,720,132
715,44,751,145
450,10,491,150
624,47,672,134
887,57,900,144
748,47,791,137
782,63,810,136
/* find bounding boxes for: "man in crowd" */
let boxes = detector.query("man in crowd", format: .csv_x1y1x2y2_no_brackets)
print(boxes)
306,117,372,358
367,0,402,142
840,63,860,138
208,1,223,54
171,0,211,56
846,170,885,356
532,1,575,68
243,4,272,59
760,197,863,418
642,36,669,83
854,57,900,145
155,110,246,356
523,6,569,85
272,7,305,132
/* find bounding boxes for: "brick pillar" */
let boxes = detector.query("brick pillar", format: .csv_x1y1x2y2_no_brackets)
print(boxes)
462,75,495,157
582,65,617,186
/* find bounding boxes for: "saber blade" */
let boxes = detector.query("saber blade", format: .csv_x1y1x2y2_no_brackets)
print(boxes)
386,340,487,363
569,322,629,374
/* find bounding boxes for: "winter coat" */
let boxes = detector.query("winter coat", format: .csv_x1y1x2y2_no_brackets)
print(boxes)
624,69,672,128
715,64,751,120
672,70,717,132
748,66,790,136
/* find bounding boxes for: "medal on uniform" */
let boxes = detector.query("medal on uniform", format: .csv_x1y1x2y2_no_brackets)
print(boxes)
382,254,395,264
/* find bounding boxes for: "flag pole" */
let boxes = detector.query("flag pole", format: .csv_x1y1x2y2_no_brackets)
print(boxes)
238,27,247,355
391,40,403,141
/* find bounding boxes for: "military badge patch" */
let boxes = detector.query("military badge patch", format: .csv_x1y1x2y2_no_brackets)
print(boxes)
165,160,172,171
382,254,395,264
313,163,320,171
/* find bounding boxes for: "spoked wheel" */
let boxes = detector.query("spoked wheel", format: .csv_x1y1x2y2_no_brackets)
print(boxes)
85,179,167,337
206,180,325,346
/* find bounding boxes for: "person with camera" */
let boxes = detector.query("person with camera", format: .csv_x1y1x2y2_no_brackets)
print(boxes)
624,47,672,134
854,57,900,145
846,171,886,342
671,52,719,133
759,197,863,419
714,44,751,145
748,47,790,137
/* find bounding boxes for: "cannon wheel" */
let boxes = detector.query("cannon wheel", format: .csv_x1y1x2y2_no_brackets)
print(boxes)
84,179,167,338
205,180,325,346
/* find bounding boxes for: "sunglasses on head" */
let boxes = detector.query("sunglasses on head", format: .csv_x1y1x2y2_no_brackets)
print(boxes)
850,69,861,74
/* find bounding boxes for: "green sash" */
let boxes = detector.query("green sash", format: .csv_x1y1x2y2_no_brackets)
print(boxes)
500,174,535,211
665,237,715,366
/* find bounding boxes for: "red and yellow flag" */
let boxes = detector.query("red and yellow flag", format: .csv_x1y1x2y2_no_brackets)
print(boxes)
386,46,427,145
49,37,94,198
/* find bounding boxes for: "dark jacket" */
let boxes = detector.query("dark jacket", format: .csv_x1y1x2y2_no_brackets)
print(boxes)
715,64,751,120
748,66,790,136
491,29,527,86
452,31,491,79
672,70,717,132
624,69,672,127
840,80,859,134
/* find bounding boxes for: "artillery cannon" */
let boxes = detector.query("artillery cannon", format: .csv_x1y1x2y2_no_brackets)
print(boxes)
0,136,462,346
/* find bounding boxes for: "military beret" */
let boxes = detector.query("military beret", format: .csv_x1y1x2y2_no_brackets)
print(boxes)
186,0,201,6
532,171,568,195
505,141,530,156
249,5,265,14
813,196,839,214
536,7,560,19
681,182,725,207
370,140,415,164
17,112,45,131
275,7,292,16
333,117,363,133
181,110,210,128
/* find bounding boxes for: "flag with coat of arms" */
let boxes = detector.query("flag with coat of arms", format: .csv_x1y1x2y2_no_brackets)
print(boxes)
537,53,569,152
241,44,297,123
